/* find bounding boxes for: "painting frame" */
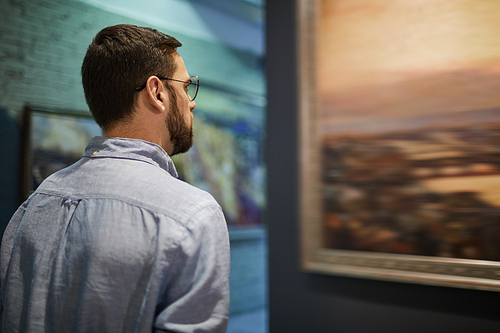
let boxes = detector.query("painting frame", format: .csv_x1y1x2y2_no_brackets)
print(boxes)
21,105,101,200
298,0,500,292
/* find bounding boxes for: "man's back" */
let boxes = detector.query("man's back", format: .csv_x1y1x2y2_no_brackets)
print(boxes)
0,137,230,332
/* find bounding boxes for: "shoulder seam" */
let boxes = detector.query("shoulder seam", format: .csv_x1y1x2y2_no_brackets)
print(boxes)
32,191,220,231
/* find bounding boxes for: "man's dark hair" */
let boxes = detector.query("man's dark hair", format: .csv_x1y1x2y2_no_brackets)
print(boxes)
81,24,182,130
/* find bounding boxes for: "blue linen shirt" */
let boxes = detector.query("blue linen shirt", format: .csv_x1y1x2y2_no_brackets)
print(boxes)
0,136,230,333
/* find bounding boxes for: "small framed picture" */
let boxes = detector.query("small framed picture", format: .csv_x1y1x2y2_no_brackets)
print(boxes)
21,105,101,198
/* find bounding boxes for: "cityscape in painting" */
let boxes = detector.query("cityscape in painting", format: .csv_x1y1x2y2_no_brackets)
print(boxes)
321,121,500,261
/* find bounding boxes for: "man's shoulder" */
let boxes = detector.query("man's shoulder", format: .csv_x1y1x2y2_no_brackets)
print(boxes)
144,172,220,212
121,160,219,208
40,158,221,223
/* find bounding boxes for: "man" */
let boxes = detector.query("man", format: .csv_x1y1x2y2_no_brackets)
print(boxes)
0,24,230,332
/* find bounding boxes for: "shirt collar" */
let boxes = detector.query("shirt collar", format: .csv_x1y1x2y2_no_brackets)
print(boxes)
83,136,178,178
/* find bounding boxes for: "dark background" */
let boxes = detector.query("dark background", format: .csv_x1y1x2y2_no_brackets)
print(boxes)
265,1,499,332
0,108,21,234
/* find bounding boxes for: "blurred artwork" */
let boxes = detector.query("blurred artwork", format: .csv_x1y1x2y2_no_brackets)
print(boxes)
317,0,500,261
172,86,266,226
26,108,101,195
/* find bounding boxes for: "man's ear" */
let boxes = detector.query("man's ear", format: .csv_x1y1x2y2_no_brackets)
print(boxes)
145,76,168,113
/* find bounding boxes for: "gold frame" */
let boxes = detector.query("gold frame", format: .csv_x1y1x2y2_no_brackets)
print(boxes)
298,0,500,292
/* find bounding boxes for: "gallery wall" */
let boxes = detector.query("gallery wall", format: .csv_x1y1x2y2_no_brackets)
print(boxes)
0,0,266,316
0,0,266,230
266,1,499,332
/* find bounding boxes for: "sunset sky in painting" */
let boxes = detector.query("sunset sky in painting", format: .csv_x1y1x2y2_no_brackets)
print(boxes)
318,0,500,91
317,0,500,133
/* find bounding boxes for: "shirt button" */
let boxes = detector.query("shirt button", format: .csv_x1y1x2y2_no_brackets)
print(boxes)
92,150,99,156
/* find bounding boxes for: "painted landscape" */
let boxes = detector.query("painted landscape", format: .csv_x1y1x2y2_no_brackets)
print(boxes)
321,121,500,260
317,0,500,260
31,111,101,192
172,85,266,226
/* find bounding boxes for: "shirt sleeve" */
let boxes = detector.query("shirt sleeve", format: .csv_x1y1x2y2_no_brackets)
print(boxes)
153,205,230,333
0,199,30,331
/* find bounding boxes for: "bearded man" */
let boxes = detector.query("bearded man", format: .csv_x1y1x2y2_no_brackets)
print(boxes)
0,24,230,333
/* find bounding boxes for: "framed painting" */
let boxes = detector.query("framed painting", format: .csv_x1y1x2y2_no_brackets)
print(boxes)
298,0,500,291
21,105,102,199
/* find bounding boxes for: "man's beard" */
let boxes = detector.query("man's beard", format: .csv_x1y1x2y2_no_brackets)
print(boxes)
166,86,193,156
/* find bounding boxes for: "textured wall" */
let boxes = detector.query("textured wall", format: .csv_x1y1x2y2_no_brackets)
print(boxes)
228,228,268,315
0,0,265,118
0,0,95,115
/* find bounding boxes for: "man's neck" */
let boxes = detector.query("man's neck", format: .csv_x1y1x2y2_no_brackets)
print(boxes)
104,121,174,154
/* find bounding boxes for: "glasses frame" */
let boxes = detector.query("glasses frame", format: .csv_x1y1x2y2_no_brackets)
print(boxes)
135,75,199,101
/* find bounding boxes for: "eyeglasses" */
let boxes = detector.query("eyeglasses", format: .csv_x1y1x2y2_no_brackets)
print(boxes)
135,75,199,101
